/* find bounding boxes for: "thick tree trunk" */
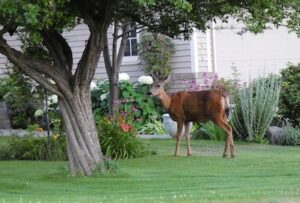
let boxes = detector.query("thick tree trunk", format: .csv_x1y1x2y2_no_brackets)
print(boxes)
59,90,105,176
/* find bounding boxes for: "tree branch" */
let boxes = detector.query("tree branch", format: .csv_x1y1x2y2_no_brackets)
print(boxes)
73,27,103,89
116,22,130,71
0,36,66,97
103,24,112,76
73,0,116,89
41,31,73,75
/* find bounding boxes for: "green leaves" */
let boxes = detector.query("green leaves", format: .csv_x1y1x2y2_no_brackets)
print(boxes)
138,34,175,80
232,75,282,142
278,64,300,127
0,0,75,43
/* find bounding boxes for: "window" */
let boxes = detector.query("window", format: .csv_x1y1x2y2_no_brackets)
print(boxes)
124,28,138,57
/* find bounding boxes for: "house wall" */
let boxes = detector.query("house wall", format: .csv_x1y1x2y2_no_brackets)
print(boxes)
0,24,201,81
213,22,300,82
0,34,21,77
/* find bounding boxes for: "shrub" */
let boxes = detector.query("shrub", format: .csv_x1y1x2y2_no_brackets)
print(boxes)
278,63,300,127
2,68,44,128
278,123,300,146
138,34,175,80
96,115,146,159
138,115,166,135
231,75,281,142
0,135,67,160
92,80,164,132
192,121,226,141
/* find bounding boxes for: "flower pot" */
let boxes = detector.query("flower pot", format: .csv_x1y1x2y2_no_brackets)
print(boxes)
162,113,192,138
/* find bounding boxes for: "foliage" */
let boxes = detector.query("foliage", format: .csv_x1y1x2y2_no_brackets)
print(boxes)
0,135,67,161
138,34,175,80
277,123,300,146
92,80,164,132
138,115,166,135
278,63,300,127
96,116,146,159
232,75,282,142
0,77,9,101
2,68,44,128
192,121,226,141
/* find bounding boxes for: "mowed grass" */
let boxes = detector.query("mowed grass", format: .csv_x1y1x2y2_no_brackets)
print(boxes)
0,138,300,203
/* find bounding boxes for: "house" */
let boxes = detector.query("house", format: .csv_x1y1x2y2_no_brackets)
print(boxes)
1,22,300,88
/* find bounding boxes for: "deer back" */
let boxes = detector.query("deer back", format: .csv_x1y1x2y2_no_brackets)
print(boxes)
168,90,225,123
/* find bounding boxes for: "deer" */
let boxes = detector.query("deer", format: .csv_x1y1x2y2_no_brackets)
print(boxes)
150,77,235,158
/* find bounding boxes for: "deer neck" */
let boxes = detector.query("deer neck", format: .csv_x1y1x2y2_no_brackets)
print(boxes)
158,90,172,111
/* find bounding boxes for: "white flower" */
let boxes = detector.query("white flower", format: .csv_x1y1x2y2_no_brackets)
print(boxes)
90,81,97,90
48,95,58,104
100,93,108,101
119,73,130,82
138,75,153,85
34,109,44,117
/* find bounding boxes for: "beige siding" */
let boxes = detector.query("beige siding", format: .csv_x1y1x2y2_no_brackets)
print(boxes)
196,31,210,72
0,34,21,77
170,38,191,73
0,24,197,81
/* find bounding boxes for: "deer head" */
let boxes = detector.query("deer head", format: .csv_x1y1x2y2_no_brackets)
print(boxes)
150,75,171,97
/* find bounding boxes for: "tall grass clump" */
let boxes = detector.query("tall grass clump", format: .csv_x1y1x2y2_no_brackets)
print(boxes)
232,75,281,142
192,121,225,141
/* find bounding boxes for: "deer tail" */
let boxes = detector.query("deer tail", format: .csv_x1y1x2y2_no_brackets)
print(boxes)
224,94,231,119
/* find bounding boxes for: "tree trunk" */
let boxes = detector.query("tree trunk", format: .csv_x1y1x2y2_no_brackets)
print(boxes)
108,72,119,115
59,90,105,176
103,20,130,116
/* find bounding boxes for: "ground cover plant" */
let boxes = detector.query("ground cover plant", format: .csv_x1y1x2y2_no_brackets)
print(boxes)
0,138,299,203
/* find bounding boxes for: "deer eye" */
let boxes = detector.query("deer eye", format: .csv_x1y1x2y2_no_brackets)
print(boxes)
156,84,161,88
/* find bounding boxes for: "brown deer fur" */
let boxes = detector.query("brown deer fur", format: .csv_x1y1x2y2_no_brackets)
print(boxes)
150,80,235,158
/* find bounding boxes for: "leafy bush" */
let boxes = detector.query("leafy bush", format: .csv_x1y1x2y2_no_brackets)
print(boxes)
231,75,281,142
0,135,67,160
2,68,44,128
92,80,164,132
138,115,166,135
278,64,300,127
96,115,146,159
277,123,300,146
138,34,175,80
192,121,226,141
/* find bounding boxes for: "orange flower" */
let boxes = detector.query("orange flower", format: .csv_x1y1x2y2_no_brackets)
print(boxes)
120,123,132,132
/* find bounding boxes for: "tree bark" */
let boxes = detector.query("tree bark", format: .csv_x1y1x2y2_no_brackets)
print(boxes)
59,90,104,176
103,20,130,115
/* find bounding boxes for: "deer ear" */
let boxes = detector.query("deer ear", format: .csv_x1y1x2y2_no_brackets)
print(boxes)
164,74,172,84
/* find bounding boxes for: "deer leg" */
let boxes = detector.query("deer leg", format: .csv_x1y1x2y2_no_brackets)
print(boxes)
174,121,183,156
228,126,235,158
212,118,233,158
184,122,192,156
221,120,235,158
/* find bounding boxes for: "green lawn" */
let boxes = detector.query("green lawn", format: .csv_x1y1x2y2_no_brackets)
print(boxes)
0,138,300,203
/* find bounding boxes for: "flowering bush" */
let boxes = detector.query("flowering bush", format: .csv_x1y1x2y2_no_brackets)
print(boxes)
96,115,145,159
119,73,130,81
138,75,153,85
92,78,164,133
